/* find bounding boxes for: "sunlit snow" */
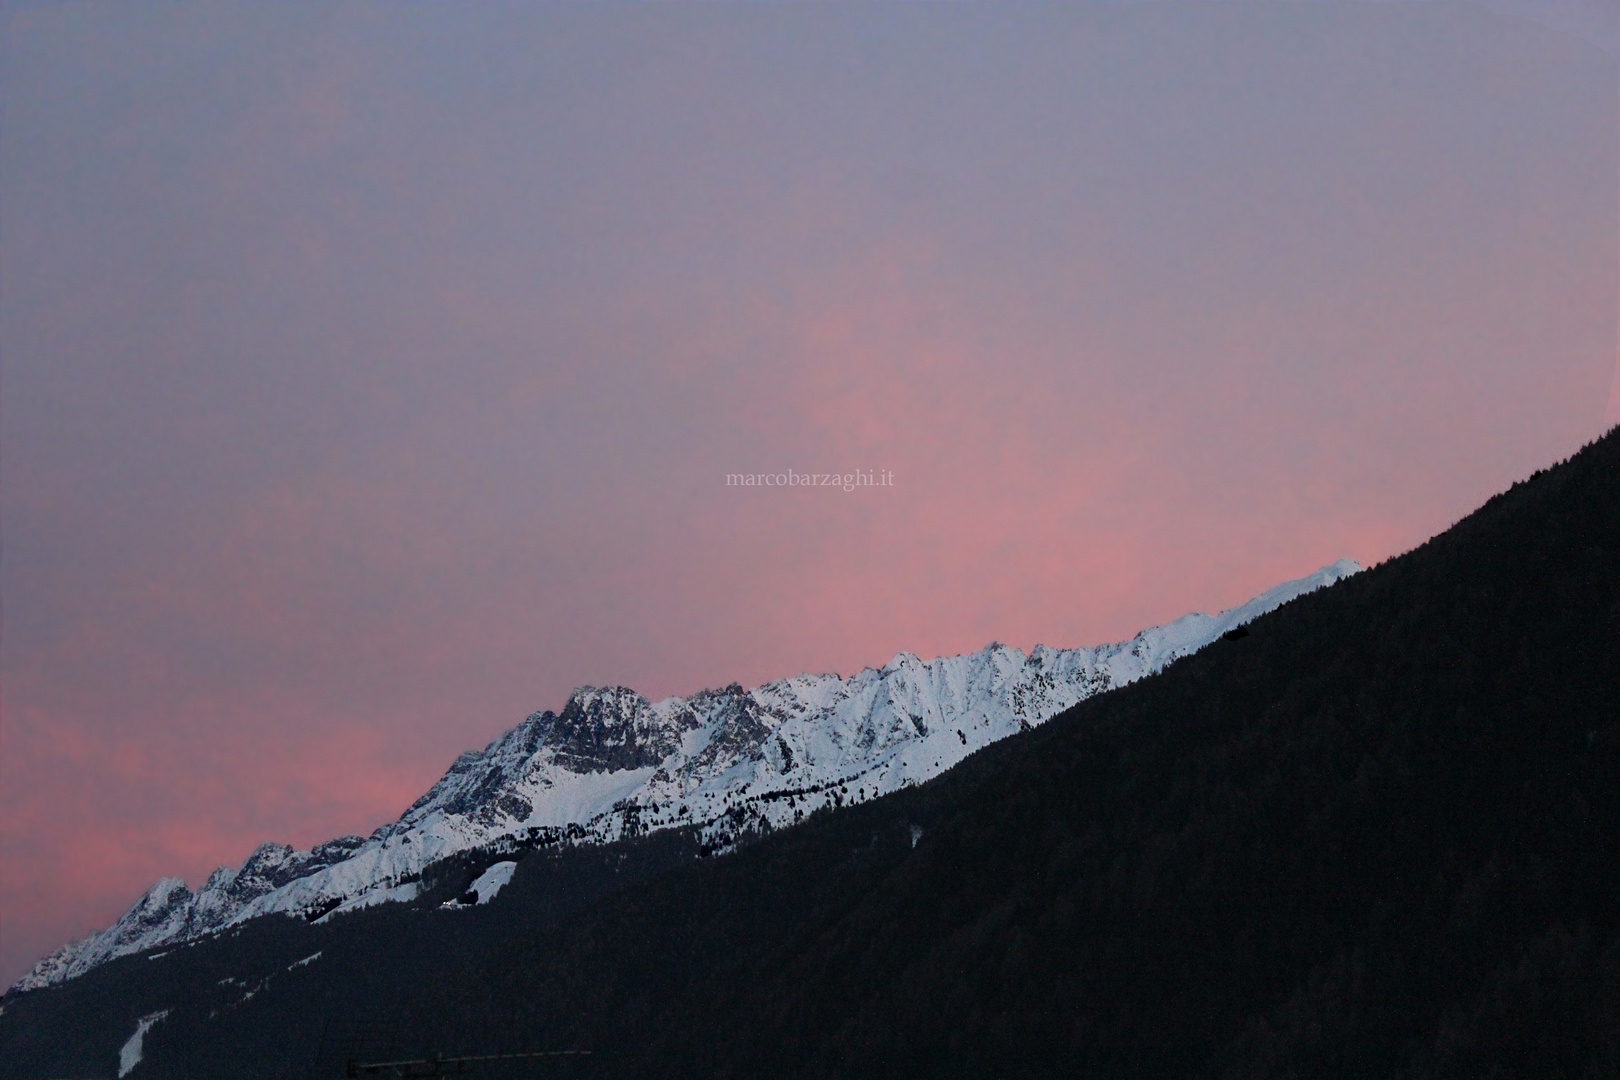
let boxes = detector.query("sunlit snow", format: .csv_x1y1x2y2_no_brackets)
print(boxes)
18,561,1360,991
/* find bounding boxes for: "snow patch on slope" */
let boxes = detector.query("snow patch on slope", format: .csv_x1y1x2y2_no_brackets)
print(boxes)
118,1009,169,1077
443,861,518,909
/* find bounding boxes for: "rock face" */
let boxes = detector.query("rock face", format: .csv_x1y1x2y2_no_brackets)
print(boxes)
12,560,1360,993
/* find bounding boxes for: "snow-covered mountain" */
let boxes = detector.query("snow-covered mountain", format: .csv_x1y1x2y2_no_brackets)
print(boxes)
13,560,1360,993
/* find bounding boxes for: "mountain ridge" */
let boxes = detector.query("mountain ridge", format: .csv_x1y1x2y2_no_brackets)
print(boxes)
13,558,1361,992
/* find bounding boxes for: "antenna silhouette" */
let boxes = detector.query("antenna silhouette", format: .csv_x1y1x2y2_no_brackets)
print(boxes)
314,1018,588,1078
344,1050,590,1077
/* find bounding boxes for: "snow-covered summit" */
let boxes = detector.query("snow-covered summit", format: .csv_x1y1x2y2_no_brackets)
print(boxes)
12,560,1360,993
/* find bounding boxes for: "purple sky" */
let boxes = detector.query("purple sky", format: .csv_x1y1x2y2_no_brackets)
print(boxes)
2,0,1616,988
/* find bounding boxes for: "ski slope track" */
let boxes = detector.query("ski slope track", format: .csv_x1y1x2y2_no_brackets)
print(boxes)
13,560,1359,993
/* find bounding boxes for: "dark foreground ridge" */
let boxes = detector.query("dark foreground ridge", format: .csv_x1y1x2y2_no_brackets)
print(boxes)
5,428,1620,1078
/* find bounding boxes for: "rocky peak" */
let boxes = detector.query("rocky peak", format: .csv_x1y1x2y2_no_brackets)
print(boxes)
547,686,677,773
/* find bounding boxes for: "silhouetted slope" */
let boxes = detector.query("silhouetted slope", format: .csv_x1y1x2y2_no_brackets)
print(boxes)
383,429,1620,1079
8,428,1619,1079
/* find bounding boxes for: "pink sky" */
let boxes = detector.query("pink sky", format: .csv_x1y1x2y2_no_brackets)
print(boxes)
2,0,1616,987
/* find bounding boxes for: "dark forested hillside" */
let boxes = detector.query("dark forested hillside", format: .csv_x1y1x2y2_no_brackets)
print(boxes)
384,428,1620,1080
7,427,1620,1079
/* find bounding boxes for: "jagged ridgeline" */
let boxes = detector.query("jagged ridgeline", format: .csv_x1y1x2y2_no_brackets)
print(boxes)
11,560,1356,994
4,427,1619,1078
